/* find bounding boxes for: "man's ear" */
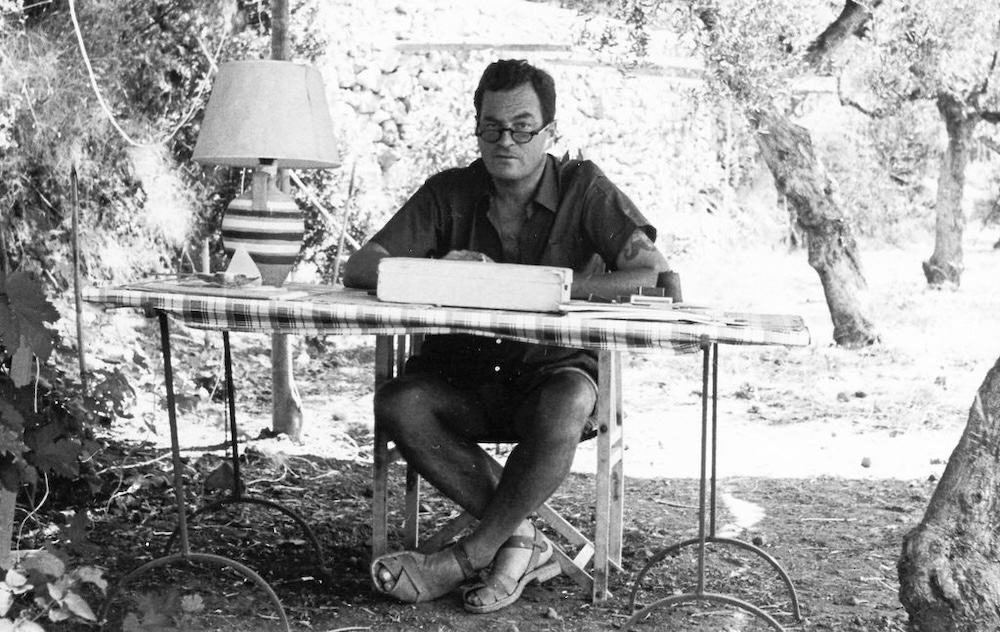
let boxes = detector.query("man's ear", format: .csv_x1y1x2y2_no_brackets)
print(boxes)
545,120,558,149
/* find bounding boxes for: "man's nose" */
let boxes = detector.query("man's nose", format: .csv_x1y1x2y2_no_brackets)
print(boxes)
496,130,517,147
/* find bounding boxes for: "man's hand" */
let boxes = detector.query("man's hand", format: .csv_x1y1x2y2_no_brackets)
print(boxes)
443,250,494,263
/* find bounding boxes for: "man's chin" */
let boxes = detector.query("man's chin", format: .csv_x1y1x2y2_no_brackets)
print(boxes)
485,161,523,181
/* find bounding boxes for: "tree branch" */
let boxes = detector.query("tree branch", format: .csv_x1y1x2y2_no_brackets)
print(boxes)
837,75,882,117
804,0,882,69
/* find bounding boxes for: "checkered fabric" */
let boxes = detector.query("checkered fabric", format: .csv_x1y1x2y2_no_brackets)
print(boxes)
82,280,810,353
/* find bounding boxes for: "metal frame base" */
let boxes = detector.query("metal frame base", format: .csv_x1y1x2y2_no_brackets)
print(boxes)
159,327,330,577
103,313,317,630
623,341,802,631
99,552,289,630
161,495,331,579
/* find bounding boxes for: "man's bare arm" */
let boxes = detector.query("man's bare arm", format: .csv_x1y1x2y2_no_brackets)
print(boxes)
570,229,670,300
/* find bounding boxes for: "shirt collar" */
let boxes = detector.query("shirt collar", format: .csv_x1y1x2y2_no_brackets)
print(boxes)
532,154,559,214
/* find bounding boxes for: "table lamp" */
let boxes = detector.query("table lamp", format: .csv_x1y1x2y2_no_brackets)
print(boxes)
193,60,340,286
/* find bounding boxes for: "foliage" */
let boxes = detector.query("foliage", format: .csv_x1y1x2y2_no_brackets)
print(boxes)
1,0,331,285
580,1,835,111
0,0,332,493
0,273,58,386
3,1,209,283
0,546,105,629
576,0,1000,234
848,0,1000,113
833,1,1000,222
0,272,61,493
122,590,205,632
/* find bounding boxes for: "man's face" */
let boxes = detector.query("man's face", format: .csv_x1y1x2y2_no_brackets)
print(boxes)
477,83,553,186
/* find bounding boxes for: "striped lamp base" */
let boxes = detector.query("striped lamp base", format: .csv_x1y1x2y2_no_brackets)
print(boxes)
222,188,304,286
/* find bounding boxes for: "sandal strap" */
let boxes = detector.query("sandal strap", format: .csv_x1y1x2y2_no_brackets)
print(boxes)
477,568,518,596
498,526,548,580
500,535,537,550
501,530,546,552
452,540,478,580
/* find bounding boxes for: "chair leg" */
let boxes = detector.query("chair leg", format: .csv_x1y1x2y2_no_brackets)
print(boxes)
403,465,420,550
609,350,625,567
372,422,392,558
371,336,398,559
593,350,621,601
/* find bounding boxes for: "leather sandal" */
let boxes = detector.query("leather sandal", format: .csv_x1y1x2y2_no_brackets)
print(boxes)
370,539,477,603
462,525,558,614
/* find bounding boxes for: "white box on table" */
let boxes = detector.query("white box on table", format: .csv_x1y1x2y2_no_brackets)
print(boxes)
376,257,572,313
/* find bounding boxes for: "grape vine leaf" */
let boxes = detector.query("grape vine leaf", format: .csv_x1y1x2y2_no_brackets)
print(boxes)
0,402,26,458
0,272,59,363
24,423,81,479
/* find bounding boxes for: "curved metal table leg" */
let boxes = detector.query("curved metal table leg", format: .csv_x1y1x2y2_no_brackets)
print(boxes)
161,495,331,579
102,314,292,630
160,330,330,579
624,342,802,631
621,591,785,632
98,552,290,631
627,535,802,624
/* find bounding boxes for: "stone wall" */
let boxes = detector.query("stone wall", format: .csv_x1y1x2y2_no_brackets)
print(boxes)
313,0,784,260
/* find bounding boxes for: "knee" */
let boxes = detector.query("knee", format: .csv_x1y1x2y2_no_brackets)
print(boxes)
373,375,436,436
516,372,597,442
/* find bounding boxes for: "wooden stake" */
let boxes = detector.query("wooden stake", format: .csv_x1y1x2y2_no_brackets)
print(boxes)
71,165,88,394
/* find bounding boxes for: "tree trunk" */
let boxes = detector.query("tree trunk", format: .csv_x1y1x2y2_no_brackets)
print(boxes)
750,108,879,347
922,94,977,287
269,0,304,440
694,1,880,348
898,355,1000,631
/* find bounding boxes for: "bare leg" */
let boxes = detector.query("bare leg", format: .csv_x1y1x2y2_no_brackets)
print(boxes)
463,371,595,609
463,371,595,558
373,371,595,601
371,373,502,596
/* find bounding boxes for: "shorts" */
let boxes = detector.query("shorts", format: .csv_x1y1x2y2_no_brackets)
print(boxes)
403,339,600,441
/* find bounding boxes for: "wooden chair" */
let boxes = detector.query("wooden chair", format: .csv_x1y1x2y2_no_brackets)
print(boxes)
370,334,625,601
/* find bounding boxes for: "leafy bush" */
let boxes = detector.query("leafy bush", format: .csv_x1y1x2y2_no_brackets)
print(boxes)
0,547,105,629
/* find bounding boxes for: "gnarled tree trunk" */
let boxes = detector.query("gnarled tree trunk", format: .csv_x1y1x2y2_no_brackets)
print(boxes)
898,355,1000,631
751,109,879,347
696,1,881,348
922,94,978,287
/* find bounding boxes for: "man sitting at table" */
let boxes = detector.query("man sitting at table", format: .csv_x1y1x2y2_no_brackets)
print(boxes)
343,59,670,613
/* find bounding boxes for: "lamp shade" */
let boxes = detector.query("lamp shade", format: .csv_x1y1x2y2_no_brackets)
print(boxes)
192,60,340,169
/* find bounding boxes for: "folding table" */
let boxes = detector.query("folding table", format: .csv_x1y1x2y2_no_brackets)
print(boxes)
84,279,810,629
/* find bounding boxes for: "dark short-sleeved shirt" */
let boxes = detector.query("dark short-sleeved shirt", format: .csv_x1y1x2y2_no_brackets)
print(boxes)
371,153,656,392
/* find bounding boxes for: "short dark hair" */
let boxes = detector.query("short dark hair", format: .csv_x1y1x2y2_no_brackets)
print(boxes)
474,59,556,126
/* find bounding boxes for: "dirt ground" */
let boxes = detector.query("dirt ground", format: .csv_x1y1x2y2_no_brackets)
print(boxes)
79,444,926,632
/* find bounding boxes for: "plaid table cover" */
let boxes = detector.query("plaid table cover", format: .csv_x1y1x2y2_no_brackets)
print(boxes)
82,280,810,353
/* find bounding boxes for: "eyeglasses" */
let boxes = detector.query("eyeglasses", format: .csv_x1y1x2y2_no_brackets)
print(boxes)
474,124,549,144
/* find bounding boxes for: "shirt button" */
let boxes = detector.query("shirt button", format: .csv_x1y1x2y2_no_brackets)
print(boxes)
494,365,501,372
495,338,502,344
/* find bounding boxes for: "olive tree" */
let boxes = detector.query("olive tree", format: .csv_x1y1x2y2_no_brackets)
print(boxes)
843,0,1000,287
589,0,881,346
